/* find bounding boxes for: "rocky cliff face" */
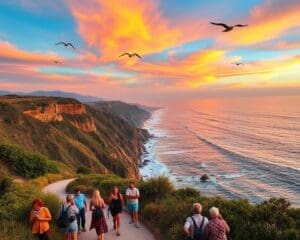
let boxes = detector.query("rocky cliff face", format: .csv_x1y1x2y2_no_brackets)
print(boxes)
69,116,97,133
23,103,97,133
0,96,149,179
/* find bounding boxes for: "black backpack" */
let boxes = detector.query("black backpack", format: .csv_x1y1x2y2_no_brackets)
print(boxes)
94,206,104,220
191,216,205,240
57,205,71,228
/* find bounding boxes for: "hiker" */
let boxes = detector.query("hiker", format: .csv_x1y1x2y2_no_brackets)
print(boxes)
61,194,79,240
183,203,208,240
29,198,52,240
108,186,124,236
74,188,87,233
90,190,108,240
204,207,230,240
125,181,140,228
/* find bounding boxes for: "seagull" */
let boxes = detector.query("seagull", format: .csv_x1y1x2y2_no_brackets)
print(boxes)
53,60,62,64
210,22,248,32
232,62,244,66
55,41,76,50
119,52,141,59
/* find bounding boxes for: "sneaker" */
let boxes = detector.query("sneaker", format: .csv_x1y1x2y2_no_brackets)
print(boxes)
129,220,134,224
135,223,140,228
82,228,86,232
78,230,81,234
116,232,120,236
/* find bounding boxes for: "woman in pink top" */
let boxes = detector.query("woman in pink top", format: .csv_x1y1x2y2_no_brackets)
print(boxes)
204,207,230,240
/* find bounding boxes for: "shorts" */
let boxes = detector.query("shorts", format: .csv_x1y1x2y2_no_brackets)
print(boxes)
127,203,139,212
65,221,78,233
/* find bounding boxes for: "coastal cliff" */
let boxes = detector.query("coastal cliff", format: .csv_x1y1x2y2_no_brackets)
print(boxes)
23,103,97,133
0,95,150,178
88,101,151,127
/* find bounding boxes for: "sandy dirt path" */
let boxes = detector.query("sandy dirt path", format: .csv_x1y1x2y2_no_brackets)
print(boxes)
43,179,155,240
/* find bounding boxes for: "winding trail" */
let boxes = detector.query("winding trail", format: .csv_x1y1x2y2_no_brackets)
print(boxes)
43,179,155,240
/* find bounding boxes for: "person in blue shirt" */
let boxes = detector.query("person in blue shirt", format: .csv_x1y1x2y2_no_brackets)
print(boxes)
74,188,87,233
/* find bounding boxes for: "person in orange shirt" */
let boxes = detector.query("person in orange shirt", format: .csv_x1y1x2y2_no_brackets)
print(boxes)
29,198,52,240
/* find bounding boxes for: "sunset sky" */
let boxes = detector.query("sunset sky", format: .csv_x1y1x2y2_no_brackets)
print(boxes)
0,0,300,102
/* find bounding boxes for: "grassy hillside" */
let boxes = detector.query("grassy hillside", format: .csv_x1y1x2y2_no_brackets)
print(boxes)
0,95,149,178
67,175,300,240
88,101,151,127
0,171,66,240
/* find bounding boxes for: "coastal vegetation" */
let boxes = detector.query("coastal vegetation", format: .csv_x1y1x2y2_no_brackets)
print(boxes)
0,95,149,178
67,174,300,240
0,171,66,240
0,144,59,179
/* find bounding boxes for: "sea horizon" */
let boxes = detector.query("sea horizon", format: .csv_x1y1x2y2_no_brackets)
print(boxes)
140,95,300,207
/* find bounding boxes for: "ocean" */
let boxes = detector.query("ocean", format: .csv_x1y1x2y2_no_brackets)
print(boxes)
140,96,300,207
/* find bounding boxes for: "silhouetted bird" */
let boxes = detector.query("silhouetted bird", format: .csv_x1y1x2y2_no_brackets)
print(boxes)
210,22,248,32
53,60,62,64
55,41,76,50
232,62,244,66
119,53,141,59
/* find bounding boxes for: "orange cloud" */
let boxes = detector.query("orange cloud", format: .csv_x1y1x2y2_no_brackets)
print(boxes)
219,0,300,45
0,41,61,65
68,0,185,60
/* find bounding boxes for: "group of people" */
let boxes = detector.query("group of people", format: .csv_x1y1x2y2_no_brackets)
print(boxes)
183,203,230,240
29,181,140,240
29,181,229,240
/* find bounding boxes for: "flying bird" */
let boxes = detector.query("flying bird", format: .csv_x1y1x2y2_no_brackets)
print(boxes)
55,41,76,50
53,60,62,64
119,52,142,59
232,62,244,66
210,22,248,32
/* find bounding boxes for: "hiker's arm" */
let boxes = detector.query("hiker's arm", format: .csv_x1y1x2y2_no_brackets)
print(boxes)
120,194,125,207
204,224,210,240
84,195,87,209
125,190,133,199
89,201,93,211
183,219,191,236
37,208,52,221
223,220,230,233
134,190,140,199
183,226,190,236
101,199,106,209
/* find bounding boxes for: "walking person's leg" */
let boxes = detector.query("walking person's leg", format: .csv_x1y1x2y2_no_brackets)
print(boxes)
76,213,81,233
127,203,134,223
113,215,117,229
99,233,104,240
116,213,121,235
80,208,86,231
71,231,78,240
65,232,70,240
133,203,139,227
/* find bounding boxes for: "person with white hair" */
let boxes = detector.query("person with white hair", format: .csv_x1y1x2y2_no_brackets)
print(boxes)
204,207,230,240
183,203,209,240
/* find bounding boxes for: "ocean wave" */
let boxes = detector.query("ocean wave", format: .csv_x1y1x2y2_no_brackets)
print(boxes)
196,135,300,189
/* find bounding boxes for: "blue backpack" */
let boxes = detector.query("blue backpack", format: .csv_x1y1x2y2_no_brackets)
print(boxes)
191,216,205,240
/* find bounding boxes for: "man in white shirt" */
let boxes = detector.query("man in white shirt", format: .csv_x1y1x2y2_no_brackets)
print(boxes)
183,203,208,239
126,181,140,228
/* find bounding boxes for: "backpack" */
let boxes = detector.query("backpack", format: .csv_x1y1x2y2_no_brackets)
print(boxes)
94,206,104,220
57,204,71,228
191,216,205,240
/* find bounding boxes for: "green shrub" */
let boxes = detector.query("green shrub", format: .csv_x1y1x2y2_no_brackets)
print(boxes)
0,180,63,240
67,174,300,240
76,165,92,174
0,144,59,179
138,176,174,206
0,173,12,196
